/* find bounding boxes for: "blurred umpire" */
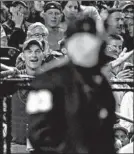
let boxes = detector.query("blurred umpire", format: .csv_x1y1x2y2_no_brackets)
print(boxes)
26,16,116,154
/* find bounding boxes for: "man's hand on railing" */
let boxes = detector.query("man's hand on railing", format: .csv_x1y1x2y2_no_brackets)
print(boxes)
0,67,20,78
123,62,134,71
1,63,13,71
116,69,133,80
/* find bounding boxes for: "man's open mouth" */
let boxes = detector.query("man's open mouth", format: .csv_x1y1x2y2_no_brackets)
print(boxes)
51,20,57,23
30,59,38,62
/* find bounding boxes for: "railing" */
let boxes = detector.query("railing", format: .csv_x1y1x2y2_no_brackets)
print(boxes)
0,77,134,154
110,79,134,91
0,75,33,154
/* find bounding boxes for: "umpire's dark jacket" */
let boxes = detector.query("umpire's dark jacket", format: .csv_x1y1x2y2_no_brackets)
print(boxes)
28,58,116,154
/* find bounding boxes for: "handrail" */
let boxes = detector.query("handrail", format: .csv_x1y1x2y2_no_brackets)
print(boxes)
0,77,134,154
110,79,134,85
115,112,134,123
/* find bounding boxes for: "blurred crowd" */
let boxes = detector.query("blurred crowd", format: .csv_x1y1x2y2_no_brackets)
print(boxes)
0,1,134,153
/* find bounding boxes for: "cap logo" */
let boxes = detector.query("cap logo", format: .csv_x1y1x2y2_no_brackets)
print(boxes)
50,5,54,8
44,2,62,12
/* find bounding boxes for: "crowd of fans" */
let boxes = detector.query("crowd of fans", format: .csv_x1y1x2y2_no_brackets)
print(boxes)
0,1,134,153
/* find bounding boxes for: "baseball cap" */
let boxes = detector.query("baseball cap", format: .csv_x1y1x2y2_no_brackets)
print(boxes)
12,1,27,8
114,124,128,135
44,1,62,12
120,2,134,11
23,39,44,52
108,8,122,14
100,4,108,10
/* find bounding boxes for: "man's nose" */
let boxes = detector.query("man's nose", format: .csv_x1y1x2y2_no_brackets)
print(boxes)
71,7,76,12
119,19,123,26
31,51,37,57
37,37,44,42
52,13,57,18
116,47,120,53
119,138,124,143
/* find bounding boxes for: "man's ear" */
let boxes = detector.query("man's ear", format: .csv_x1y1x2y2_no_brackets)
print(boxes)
60,12,64,22
21,52,25,61
40,11,45,18
41,11,46,20
10,6,15,15
10,6,18,16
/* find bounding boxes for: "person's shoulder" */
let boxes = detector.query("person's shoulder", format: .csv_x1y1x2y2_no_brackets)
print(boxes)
32,57,71,90
81,5,97,12
85,6,97,10
58,23,67,33
80,5,100,20
57,26,65,31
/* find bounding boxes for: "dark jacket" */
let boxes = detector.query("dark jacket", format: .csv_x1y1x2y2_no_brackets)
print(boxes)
26,11,44,24
11,90,29,145
122,33,134,52
2,19,27,50
28,59,116,154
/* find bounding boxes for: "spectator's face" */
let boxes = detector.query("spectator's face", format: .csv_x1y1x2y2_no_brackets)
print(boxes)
63,1,79,19
109,39,123,56
34,1,45,12
28,27,48,41
10,4,27,20
44,9,62,28
115,130,129,147
108,12,124,35
124,7,134,18
126,18,134,37
15,4,26,15
23,44,43,70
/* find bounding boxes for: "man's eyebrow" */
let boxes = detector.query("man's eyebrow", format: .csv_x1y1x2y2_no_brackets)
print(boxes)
115,17,123,20
35,47,43,51
24,46,30,51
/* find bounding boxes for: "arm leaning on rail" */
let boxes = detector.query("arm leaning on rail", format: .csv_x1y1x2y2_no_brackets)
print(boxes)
0,63,22,78
0,63,16,71
0,69,20,78
110,48,134,69
115,112,134,123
